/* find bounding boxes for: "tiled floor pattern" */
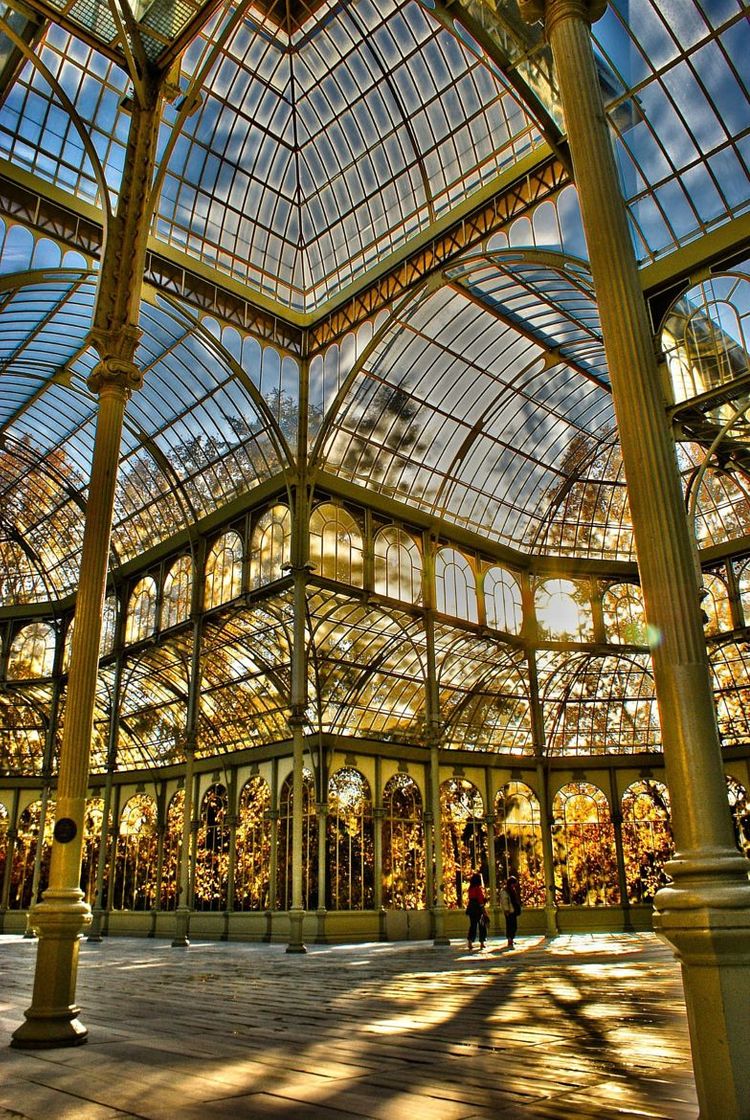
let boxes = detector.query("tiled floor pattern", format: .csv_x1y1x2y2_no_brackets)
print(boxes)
0,932,698,1119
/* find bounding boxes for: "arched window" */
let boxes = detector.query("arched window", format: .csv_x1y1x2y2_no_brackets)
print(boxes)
435,548,478,622
278,768,318,909
10,798,55,909
162,556,193,629
621,780,673,903
7,622,56,679
484,567,522,634
309,503,364,587
602,583,647,644
160,789,184,910
100,596,118,657
494,781,544,907
726,775,750,859
439,779,486,909
737,558,750,625
382,773,425,908
373,526,422,603
205,530,244,609
552,782,619,906
702,572,732,636
194,783,230,911
125,576,158,644
235,776,272,910
249,505,292,589
535,579,593,641
80,797,105,907
113,794,158,910
327,767,374,910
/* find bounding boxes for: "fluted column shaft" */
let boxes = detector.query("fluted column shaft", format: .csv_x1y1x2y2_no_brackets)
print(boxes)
518,2,750,1114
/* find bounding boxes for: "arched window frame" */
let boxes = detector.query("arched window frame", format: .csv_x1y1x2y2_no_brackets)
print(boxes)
249,505,292,589
535,578,594,642
7,622,57,679
113,794,158,911
435,547,478,622
162,555,193,630
439,778,486,909
601,582,647,644
235,775,272,910
552,781,619,906
382,772,425,908
484,566,522,634
327,767,373,910
373,525,422,603
194,783,230,911
205,530,244,609
309,503,364,587
125,576,159,644
494,781,544,906
621,780,673,903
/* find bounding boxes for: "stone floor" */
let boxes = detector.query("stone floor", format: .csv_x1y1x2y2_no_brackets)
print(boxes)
0,932,698,1119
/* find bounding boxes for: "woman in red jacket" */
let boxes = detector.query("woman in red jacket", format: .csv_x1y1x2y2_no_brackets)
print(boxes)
465,871,488,950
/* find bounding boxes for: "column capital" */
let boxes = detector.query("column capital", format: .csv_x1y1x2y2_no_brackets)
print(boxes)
518,0,606,32
87,356,144,397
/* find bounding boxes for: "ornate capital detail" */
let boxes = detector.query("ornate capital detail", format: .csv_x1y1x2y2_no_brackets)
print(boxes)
518,0,607,32
87,356,144,397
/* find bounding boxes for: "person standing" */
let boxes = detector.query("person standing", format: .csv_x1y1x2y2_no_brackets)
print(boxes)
500,874,522,949
465,871,488,950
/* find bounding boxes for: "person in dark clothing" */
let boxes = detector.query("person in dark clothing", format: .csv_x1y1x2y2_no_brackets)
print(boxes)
499,874,522,949
466,871,488,950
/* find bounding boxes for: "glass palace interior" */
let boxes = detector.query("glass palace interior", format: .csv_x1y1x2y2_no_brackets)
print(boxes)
0,0,748,945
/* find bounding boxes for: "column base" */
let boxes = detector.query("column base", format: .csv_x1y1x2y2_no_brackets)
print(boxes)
11,1009,88,1050
286,907,307,953
432,904,450,946
171,906,190,948
653,849,750,1120
11,888,91,1050
86,906,106,943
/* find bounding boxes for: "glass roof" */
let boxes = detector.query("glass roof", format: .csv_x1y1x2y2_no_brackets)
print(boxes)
0,0,748,610
317,249,623,555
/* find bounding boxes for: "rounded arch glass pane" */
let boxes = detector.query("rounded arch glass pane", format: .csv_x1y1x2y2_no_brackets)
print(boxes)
435,548,478,622
494,781,544,906
7,622,56,679
373,526,422,603
235,776,272,910
113,794,158,911
162,556,193,629
249,505,292,589
125,576,159,644
552,781,619,906
535,578,593,641
205,531,244,609
702,572,732,636
661,274,750,410
382,772,425,909
621,780,673,903
327,767,373,910
439,778,486,909
310,504,364,587
602,582,647,644
485,567,522,634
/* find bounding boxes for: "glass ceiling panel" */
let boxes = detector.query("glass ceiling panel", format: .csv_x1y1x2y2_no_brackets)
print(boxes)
319,252,618,554
0,272,289,605
155,0,543,310
591,0,750,263
464,0,749,263
308,588,427,738
0,24,129,208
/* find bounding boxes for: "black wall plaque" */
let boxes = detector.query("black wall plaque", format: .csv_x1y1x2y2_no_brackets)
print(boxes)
53,817,77,843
